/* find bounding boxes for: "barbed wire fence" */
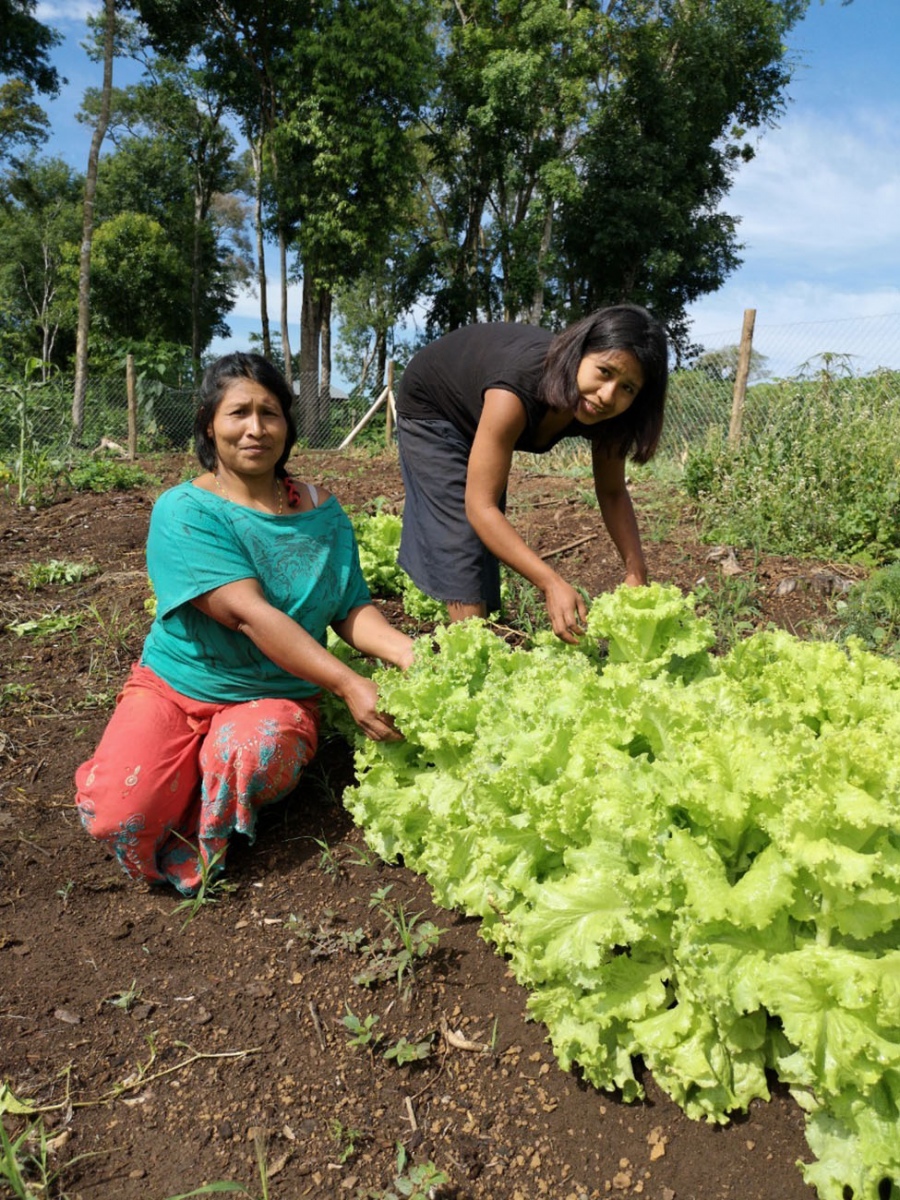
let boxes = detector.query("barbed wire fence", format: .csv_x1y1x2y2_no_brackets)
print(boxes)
2,311,899,470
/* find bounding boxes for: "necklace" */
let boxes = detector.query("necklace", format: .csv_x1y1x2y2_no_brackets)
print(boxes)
214,473,283,515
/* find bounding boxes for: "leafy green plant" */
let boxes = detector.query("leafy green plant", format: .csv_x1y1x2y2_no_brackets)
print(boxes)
345,584,900,1198
342,1007,382,1050
832,562,900,659
383,1036,432,1066
8,611,85,640
18,559,97,589
68,459,157,494
356,1144,449,1200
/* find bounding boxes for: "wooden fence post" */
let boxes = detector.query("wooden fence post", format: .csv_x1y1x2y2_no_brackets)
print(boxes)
126,353,137,460
729,308,756,449
385,360,394,447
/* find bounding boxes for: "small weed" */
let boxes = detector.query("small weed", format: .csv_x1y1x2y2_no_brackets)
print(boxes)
70,688,117,711
356,1143,450,1200
693,570,763,652
383,1035,433,1066
497,570,551,637
18,558,97,590
164,1122,270,1198
311,835,345,879
0,683,34,711
329,1118,367,1164
56,880,75,909
832,562,900,658
344,843,378,869
0,1113,111,1199
172,844,236,930
87,602,145,660
342,1007,382,1050
104,980,141,1012
365,889,445,996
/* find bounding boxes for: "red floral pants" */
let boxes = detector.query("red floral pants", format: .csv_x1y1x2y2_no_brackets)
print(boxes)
75,664,319,894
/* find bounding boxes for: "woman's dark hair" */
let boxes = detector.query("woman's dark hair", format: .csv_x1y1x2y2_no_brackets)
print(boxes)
541,304,668,463
194,352,297,475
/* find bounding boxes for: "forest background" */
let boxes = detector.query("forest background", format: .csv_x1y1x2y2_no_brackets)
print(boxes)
2,0,878,447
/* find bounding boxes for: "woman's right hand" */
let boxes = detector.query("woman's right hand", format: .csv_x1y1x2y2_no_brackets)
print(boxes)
544,577,588,644
342,675,403,742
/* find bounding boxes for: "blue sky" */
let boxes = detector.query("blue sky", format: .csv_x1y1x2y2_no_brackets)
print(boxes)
31,0,900,376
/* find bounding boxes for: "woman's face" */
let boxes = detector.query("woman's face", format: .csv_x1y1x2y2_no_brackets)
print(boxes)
574,349,644,425
209,378,288,477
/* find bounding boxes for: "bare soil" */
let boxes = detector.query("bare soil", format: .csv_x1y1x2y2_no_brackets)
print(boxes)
0,449,857,1200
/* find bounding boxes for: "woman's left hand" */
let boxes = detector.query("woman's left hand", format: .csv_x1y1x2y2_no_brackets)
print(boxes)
342,675,404,742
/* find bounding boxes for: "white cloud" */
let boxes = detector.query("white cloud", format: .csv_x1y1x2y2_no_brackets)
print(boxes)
37,1,95,23
686,100,900,375
723,108,900,272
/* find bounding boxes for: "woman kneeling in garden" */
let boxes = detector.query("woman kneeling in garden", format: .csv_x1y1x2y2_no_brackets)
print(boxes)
75,352,414,895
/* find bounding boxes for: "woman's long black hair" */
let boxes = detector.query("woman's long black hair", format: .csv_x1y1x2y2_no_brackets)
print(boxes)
541,304,668,463
193,352,298,476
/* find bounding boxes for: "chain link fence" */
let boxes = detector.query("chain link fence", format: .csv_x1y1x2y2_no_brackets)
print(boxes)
660,309,900,456
2,311,899,469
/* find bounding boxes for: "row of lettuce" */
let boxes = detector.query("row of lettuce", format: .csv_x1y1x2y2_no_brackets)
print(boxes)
325,572,900,1200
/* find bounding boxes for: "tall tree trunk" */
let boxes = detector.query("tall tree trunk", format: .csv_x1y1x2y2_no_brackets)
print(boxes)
317,290,331,435
278,223,293,386
191,187,203,381
71,0,115,442
526,202,555,325
299,272,322,443
250,135,270,359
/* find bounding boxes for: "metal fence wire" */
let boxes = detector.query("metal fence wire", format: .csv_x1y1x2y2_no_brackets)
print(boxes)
2,311,899,465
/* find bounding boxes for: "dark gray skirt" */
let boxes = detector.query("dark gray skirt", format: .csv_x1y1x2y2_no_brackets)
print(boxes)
396,416,504,613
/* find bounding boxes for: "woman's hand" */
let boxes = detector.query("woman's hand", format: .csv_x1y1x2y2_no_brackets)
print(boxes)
544,577,588,644
341,675,403,742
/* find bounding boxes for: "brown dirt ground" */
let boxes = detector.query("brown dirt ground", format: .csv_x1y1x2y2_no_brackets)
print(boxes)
0,448,860,1200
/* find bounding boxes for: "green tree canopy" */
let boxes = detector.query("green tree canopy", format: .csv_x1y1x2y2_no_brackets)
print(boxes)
0,154,82,371
0,0,62,96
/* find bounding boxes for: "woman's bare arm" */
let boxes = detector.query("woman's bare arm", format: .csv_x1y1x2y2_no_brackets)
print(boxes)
191,579,406,740
591,442,647,585
465,389,587,641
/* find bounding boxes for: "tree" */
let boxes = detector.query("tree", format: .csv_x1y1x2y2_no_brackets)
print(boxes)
0,0,62,96
554,0,809,349
81,48,252,376
695,344,769,383
72,0,118,442
412,0,808,345
415,0,599,331
133,0,311,371
0,78,51,164
276,0,436,440
0,155,82,374
86,210,189,342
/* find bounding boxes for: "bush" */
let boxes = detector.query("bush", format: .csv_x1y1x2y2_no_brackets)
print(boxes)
833,562,900,658
683,371,900,564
